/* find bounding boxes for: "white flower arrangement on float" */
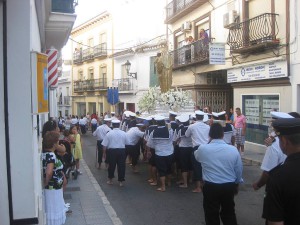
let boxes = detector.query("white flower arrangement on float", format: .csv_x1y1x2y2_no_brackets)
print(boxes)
137,86,160,113
158,88,193,111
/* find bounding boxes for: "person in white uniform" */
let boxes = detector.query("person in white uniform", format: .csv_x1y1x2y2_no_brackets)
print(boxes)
93,118,112,169
174,114,193,188
102,119,128,186
185,110,210,193
252,112,293,190
125,124,145,173
147,115,174,192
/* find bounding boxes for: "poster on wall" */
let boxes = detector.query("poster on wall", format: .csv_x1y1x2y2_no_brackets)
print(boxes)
209,43,225,65
227,61,287,83
31,52,49,114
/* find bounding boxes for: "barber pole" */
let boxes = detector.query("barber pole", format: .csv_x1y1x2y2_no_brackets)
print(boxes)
46,49,58,89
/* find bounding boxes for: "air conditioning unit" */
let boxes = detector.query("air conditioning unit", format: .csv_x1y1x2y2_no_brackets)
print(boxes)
223,10,238,28
181,21,192,32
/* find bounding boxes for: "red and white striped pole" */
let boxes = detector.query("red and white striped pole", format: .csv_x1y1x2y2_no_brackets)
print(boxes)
46,49,58,89
46,48,59,118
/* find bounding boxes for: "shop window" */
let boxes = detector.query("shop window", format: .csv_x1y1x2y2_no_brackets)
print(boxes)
242,95,279,145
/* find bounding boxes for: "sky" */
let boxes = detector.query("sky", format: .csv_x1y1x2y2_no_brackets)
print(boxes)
63,0,166,59
74,0,112,27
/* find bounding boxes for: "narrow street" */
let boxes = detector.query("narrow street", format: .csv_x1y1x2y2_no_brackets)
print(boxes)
82,132,265,225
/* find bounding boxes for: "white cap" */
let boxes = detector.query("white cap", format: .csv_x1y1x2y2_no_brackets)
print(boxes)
203,114,209,122
111,119,121,124
169,111,178,116
270,111,294,119
178,114,190,123
129,112,136,117
212,111,226,118
111,112,115,114
123,111,132,117
104,118,112,122
136,123,144,127
154,115,165,121
195,110,206,116
145,116,154,121
190,113,196,119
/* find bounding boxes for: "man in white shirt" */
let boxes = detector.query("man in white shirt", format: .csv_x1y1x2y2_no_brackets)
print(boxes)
125,124,145,173
91,117,98,133
93,118,111,169
185,110,210,193
147,115,174,192
252,112,293,190
102,119,129,187
79,116,87,134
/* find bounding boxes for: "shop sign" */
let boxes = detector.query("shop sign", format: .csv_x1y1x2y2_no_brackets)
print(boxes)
209,43,225,65
227,61,287,83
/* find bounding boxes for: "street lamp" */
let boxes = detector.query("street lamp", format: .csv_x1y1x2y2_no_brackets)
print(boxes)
124,60,137,79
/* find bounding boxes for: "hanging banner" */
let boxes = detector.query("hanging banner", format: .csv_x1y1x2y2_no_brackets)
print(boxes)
107,87,119,105
31,52,49,114
46,49,58,89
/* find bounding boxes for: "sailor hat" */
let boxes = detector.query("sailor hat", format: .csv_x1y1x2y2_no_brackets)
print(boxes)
195,110,206,116
190,113,196,119
272,118,300,136
123,111,132,117
169,111,178,116
129,112,136,117
111,112,115,114
104,118,112,122
270,111,294,119
154,115,165,121
212,111,226,120
145,116,154,121
178,114,190,123
111,119,121,124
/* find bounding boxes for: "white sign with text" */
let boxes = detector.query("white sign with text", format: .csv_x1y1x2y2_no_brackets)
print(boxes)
209,43,225,65
227,61,288,83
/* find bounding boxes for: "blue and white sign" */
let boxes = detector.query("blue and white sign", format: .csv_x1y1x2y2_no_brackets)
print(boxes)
209,43,225,65
227,61,288,83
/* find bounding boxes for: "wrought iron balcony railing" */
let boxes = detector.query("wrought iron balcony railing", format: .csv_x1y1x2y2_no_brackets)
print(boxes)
227,13,279,54
170,38,210,69
74,78,107,92
64,96,70,105
73,51,82,64
73,43,107,64
82,48,94,61
165,0,207,23
94,43,107,58
52,0,77,14
113,78,136,92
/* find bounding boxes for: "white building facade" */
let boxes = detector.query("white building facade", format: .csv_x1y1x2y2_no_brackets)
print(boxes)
0,0,76,224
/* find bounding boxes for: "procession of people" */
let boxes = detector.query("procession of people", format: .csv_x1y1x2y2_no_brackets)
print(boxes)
42,108,300,225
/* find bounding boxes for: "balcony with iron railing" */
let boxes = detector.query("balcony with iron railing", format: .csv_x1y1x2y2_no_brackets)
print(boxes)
52,0,78,14
170,38,211,69
82,48,94,61
113,78,136,92
227,13,280,54
165,0,208,24
94,43,107,58
73,43,107,64
74,78,107,92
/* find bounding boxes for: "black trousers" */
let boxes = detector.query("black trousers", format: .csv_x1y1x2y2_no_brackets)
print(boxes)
203,181,238,225
192,146,202,181
97,140,103,163
126,144,140,166
108,148,126,181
